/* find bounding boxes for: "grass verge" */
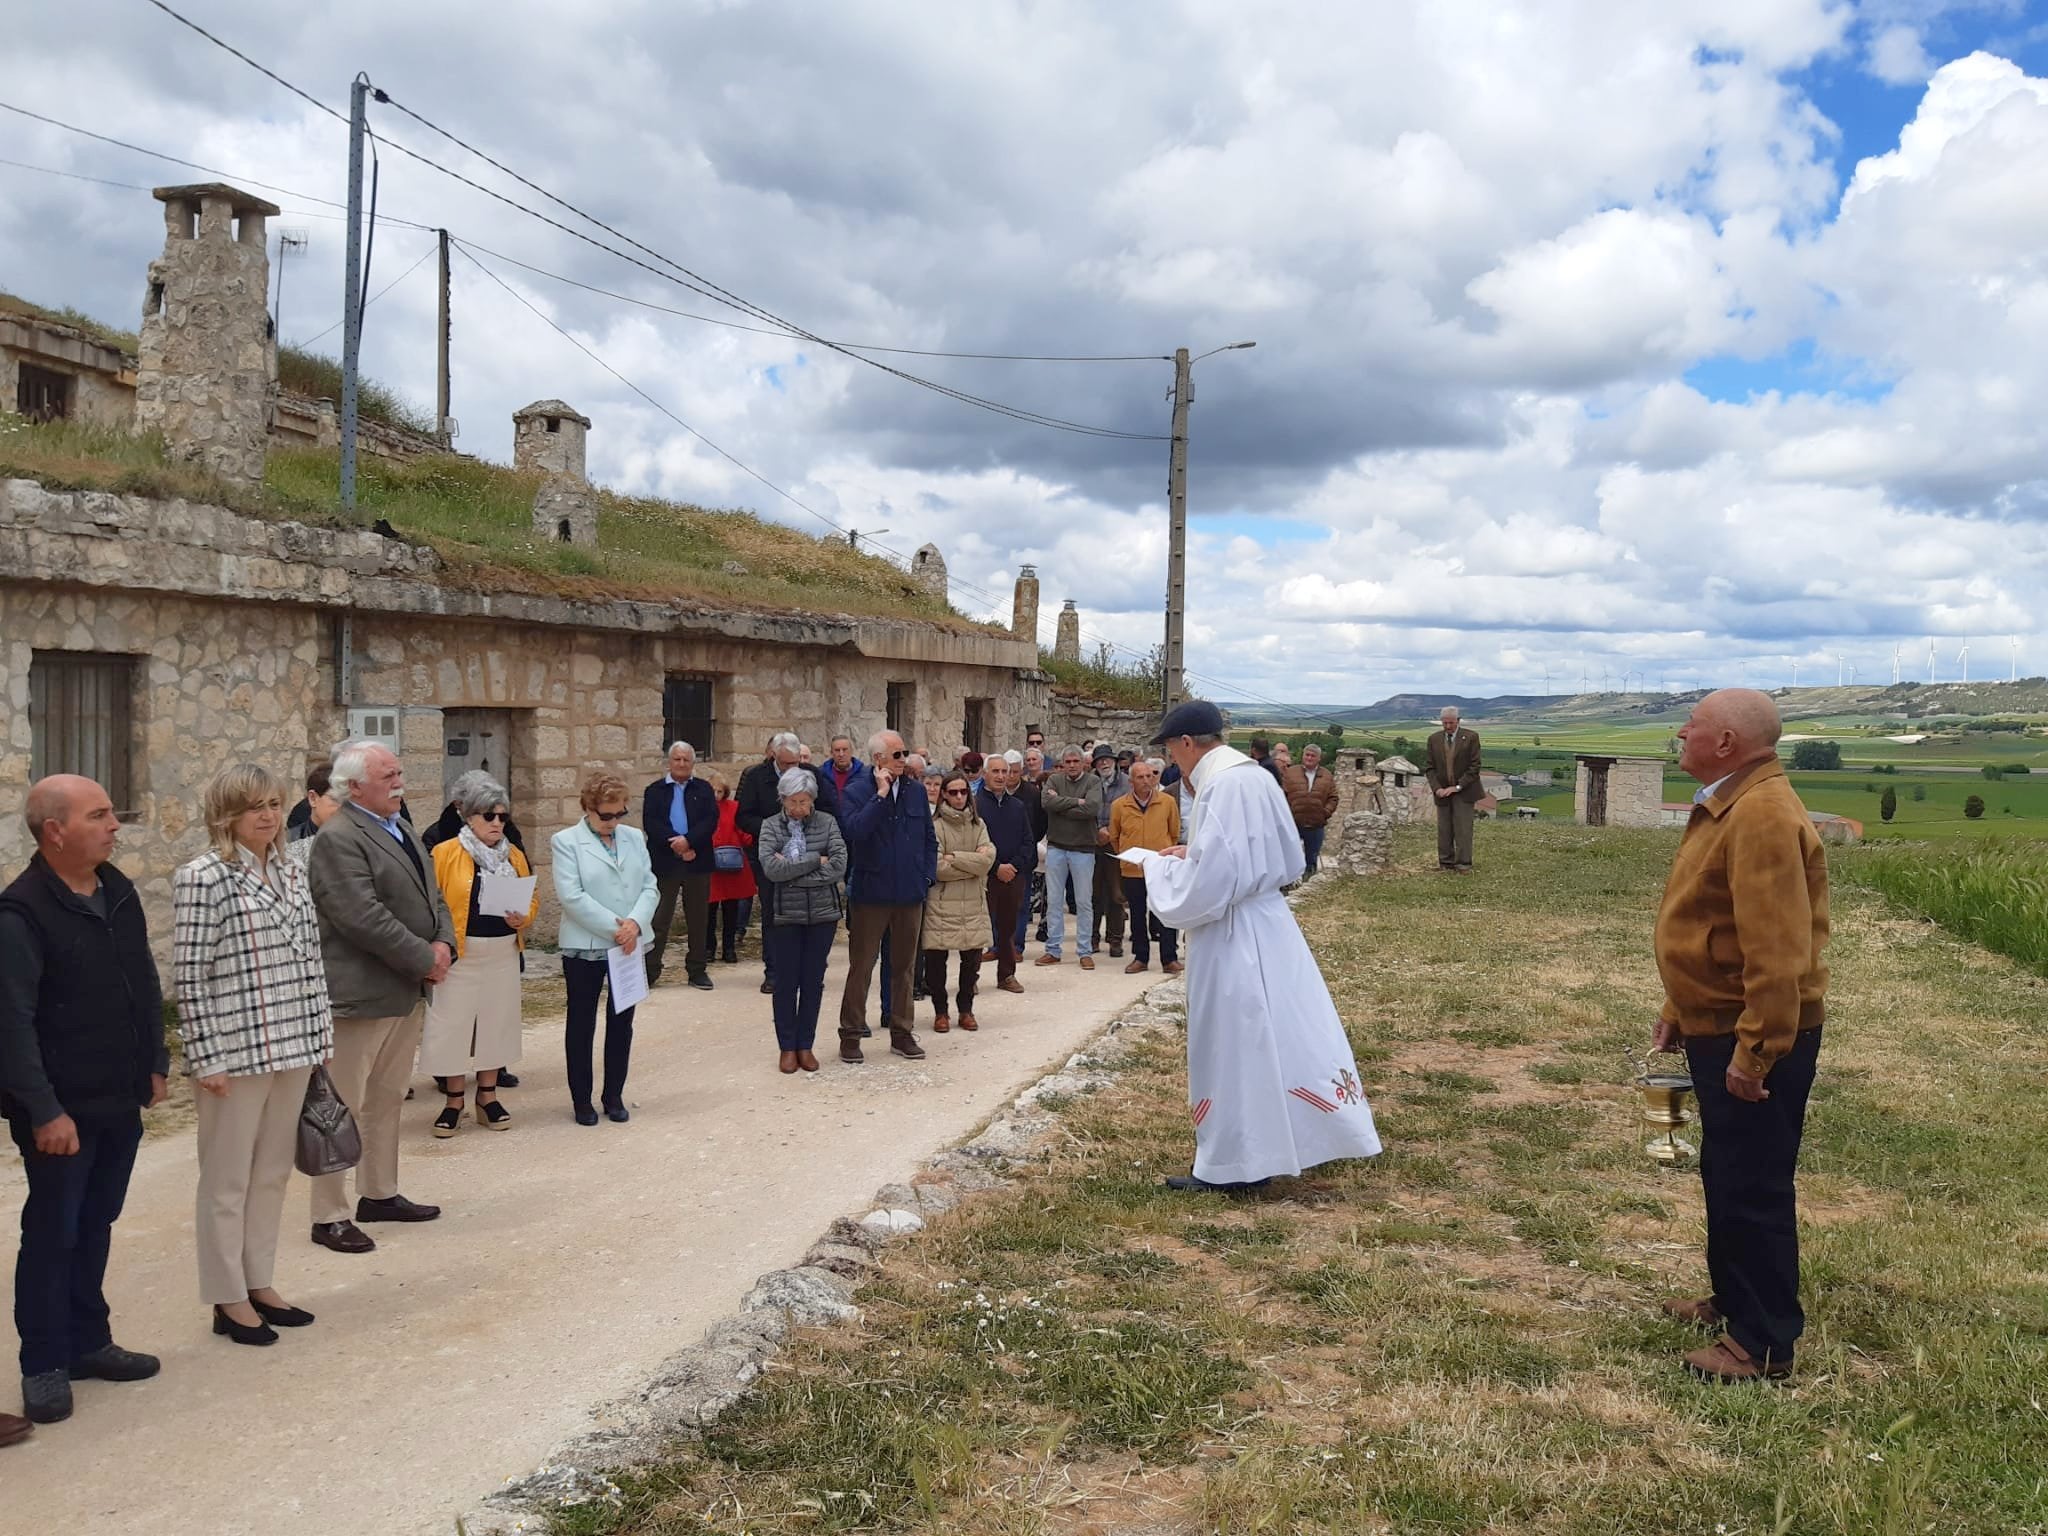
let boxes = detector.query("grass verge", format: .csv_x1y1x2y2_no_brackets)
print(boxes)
546,822,2048,1535
1840,838,2048,976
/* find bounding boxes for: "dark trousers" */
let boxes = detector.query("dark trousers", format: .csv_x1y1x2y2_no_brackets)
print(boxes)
562,955,637,1110
1687,1027,1823,1366
769,921,836,1050
1121,875,1179,965
985,874,1024,982
1090,851,1128,946
1299,824,1327,877
8,1111,143,1375
1436,795,1475,869
840,902,923,1041
922,948,983,1016
647,872,710,981
750,851,778,982
705,897,752,957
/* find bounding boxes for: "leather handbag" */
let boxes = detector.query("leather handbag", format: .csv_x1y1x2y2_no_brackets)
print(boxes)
295,1065,363,1177
713,845,746,873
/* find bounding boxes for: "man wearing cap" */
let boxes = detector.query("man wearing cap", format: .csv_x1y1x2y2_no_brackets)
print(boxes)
1089,744,1131,959
1126,702,1381,1193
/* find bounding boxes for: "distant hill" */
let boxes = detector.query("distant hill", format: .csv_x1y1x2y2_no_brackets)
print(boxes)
1222,678,2048,728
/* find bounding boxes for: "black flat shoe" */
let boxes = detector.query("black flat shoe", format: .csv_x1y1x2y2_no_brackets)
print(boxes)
249,1298,315,1328
213,1307,277,1347
574,1105,600,1126
1163,1173,1272,1195
67,1344,161,1381
496,1070,521,1088
603,1101,631,1123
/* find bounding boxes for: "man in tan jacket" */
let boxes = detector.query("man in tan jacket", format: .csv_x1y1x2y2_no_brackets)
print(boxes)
1424,707,1483,871
1650,688,1828,1383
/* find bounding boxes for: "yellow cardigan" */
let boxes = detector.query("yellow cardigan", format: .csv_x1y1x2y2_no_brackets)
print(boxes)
432,837,540,957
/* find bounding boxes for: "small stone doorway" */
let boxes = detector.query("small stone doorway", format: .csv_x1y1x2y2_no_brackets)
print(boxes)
443,708,519,803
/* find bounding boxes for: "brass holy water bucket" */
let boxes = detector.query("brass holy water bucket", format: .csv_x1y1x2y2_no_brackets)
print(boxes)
1631,1053,1696,1165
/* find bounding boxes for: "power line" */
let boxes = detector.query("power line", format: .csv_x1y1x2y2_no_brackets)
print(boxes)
454,238,878,553
293,238,435,349
136,7,1167,441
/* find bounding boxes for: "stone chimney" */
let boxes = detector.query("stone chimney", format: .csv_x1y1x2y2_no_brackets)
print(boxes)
1012,564,1040,641
910,543,948,603
135,182,280,486
1055,599,1082,662
514,399,597,548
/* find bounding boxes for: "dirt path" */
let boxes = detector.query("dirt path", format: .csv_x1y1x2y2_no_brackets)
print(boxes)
0,946,1158,1535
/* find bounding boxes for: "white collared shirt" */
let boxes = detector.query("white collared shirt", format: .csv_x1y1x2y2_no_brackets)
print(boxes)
1694,775,1732,805
236,842,282,896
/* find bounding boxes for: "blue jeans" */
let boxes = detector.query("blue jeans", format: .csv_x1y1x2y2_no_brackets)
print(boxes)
9,1111,144,1375
1300,825,1327,877
769,921,837,1050
1042,845,1094,958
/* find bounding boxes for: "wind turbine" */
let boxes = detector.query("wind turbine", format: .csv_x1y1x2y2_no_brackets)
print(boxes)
1835,653,1844,687
1927,638,1937,684
1892,644,1901,685
1957,643,1970,684
2012,636,2021,683
1791,659,1800,688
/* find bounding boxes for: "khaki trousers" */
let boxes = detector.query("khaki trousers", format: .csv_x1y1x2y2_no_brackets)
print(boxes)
195,1065,314,1304
311,1008,424,1225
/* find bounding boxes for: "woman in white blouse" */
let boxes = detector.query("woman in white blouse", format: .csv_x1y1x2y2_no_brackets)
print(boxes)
173,764,334,1347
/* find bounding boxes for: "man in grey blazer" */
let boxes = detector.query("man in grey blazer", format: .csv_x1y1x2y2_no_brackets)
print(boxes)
305,741,456,1254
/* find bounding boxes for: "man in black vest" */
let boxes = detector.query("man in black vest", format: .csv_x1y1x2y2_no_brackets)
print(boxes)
0,775,168,1426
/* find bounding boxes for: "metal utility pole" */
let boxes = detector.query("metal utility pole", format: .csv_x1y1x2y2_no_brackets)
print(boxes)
1162,341,1254,708
1162,347,1192,708
435,228,452,447
339,74,369,515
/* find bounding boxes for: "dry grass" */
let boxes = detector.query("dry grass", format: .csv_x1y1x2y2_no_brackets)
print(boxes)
543,822,2048,1535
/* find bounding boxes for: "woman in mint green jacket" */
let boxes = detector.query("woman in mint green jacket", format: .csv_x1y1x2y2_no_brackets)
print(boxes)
549,772,659,1126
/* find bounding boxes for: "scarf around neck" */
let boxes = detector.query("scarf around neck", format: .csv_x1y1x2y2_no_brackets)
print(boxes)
458,824,515,876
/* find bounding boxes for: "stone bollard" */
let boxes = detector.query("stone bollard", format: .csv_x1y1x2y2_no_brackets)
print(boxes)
1335,810,1392,876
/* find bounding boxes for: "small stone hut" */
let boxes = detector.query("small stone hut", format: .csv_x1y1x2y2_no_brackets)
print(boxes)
1574,755,1664,828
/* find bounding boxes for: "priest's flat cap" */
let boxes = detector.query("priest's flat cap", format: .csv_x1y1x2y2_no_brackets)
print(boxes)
1148,700,1225,744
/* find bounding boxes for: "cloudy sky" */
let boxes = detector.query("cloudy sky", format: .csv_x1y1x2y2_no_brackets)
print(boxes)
6,1,2048,711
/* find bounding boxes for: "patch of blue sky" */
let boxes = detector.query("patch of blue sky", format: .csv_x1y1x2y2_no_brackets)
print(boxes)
1197,513,1326,547
763,363,786,393
1684,338,1892,404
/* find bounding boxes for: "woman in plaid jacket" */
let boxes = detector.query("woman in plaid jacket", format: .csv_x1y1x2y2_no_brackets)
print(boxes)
173,763,334,1347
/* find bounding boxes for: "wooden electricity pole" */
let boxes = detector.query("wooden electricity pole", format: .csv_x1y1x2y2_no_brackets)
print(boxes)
435,228,452,447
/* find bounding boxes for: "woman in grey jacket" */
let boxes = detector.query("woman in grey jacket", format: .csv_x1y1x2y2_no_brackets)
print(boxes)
757,769,848,1075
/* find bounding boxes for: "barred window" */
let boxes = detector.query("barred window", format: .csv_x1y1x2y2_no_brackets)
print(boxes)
29,651,137,813
663,675,717,757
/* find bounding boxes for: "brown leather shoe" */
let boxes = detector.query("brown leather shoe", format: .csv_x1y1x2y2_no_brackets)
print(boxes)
1163,960,1184,975
957,1013,978,1032
980,949,998,962
796,1050,820,1072
998,977,1024,993
1684,1335,1791,1383
778,1050,800,1074
1035,953,1062,966
1124,959,1148,974
0,1410,31,1447
1661,1296,1723,1329
311,1220,375,1254
932,1015,951,1033
839,1037,865,1065
1079,956,1095,971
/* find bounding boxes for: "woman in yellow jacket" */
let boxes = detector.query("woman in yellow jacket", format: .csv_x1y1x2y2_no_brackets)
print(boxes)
422,777,539,1135
921,770,996,1033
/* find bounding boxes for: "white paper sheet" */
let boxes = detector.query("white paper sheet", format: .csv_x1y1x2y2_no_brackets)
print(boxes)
607,943,650,1010
475,872,537,915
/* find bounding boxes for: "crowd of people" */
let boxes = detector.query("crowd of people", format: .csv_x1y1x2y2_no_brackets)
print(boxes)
0,683,1818,1448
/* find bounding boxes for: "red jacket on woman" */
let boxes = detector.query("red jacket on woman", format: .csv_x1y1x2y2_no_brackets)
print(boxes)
709,798,756,901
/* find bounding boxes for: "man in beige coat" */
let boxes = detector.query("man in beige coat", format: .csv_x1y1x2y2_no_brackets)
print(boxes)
305,742,456,1254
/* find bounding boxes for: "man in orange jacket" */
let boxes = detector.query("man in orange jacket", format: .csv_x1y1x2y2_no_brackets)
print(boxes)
1651,688,1828,1384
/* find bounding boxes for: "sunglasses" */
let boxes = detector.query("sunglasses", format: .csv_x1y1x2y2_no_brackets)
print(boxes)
886,750,908,760
477,811,509,823
592,809,627,822
944,786,971,797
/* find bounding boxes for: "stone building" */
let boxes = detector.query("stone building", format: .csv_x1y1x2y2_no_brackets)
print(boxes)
134,183,278,486
910,544,948,602
514,399,598,548
0,479,1092,955
1011,563,1039,640
1574,754,1665,828
2,307,136,426
1055,599,1082,662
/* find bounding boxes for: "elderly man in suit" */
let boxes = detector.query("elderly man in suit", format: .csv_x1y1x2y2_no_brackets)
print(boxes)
305,741,456,1254
1425,707,1484,872
643,741,719,992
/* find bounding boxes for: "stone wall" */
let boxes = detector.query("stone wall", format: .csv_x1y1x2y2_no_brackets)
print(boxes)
0,478,1052,961
1574,756,1665,829
1,317,137,428
1043,696,1160,754
269,392,446,462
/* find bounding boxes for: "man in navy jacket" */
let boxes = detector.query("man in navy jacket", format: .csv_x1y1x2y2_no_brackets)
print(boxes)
643,742,720,990
820,734,871,805
835,730,935,1065
976,756,1034,994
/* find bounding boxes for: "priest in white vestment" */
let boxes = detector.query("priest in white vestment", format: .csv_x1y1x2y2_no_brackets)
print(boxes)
1125,702,1381,1191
